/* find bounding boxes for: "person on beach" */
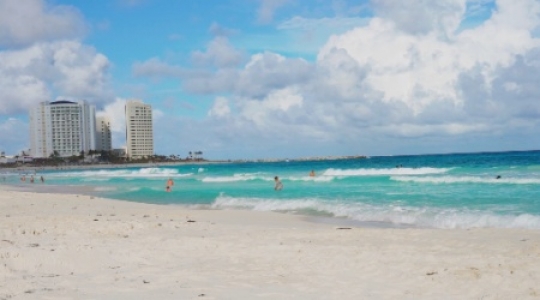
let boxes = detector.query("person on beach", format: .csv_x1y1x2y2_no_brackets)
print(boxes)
166,178,174,192
40,176,44,183
30,176,34,183
274,176,283,191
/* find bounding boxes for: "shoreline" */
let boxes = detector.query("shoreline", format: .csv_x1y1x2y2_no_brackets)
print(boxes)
2,181,539,230
0,160,227,173
2,188,540,299
0,184,412,229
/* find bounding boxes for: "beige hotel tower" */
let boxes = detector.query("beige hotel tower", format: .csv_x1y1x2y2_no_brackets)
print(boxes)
125,100,154,159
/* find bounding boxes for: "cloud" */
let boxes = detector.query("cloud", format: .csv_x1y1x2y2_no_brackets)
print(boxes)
208,97,231,118
257,0,290,24
132,57,186,78
0,0,113,116
182,52,314,97
318,0,540,113
238,87,303,125
191,37,245,68
371,0,466,36
465,0,496,19
0,118,28,154
51,42,112,101
133,36,246,80
0,41,113,114
136,0,540,158
208,22,238,37
0,0,86,48
278,16,368,31
153,109,164,120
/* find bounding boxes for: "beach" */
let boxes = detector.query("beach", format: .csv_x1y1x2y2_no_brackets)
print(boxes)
2,188,540,299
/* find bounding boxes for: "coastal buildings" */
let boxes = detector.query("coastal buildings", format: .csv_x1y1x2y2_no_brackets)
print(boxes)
29,100,96,158
95,116,112,152
27,99,155,160
125,100,154,159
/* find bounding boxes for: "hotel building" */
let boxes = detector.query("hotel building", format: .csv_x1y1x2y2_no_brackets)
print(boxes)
95,116,112,151
29,100,96,158
125,100,154,159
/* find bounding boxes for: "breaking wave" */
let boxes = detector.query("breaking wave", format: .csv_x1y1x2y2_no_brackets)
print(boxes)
323,167,450,177
212,195,540,229
51,168,193,178
391,176,540,185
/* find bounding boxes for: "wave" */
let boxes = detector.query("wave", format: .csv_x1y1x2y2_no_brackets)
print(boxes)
323,167,450,177
211,195,540,229
50,168,193,178
202,173,335,183
80,177,110,182
202,173,272,182
202,168,450,183
391,175,540,185
287,176,334,182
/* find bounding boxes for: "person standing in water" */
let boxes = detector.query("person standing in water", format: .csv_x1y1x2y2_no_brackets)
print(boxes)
166,178,174,192
274,176,283,191
309,170,316,177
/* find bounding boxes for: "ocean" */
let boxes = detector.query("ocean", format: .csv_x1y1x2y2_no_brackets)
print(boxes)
3,150,540,229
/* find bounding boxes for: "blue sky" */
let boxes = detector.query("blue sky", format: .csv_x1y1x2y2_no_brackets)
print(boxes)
1,0,540,159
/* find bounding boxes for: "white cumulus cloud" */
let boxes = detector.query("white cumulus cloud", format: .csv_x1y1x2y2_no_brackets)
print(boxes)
0,0,86,48
134,0,540,158
0,41,112,114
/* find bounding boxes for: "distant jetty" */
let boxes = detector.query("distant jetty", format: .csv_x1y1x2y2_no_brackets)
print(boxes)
232,155,367,163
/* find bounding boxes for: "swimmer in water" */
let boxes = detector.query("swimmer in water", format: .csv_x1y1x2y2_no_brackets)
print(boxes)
166,178,174,192
274,176,283,191
309,170,315,177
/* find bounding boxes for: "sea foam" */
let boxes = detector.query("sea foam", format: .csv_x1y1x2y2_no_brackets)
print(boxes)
212,195,540,229
51,167,192,178
391,175,540,185
323,167,450,176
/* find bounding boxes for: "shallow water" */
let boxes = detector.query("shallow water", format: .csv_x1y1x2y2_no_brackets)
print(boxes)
3,150,540,229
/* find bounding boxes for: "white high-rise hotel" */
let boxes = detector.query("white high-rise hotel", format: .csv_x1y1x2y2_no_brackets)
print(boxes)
125,100,153,159
29,100,96,158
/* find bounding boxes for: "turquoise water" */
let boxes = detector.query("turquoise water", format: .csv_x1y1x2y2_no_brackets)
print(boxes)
3,150,540,229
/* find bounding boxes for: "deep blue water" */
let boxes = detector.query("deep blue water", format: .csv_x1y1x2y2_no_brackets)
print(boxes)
3,150,540,229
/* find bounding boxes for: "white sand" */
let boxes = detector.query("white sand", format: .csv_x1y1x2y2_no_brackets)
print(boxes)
1,189,540,300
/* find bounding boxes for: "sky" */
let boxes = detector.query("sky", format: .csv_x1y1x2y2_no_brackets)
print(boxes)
1,0,540,160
